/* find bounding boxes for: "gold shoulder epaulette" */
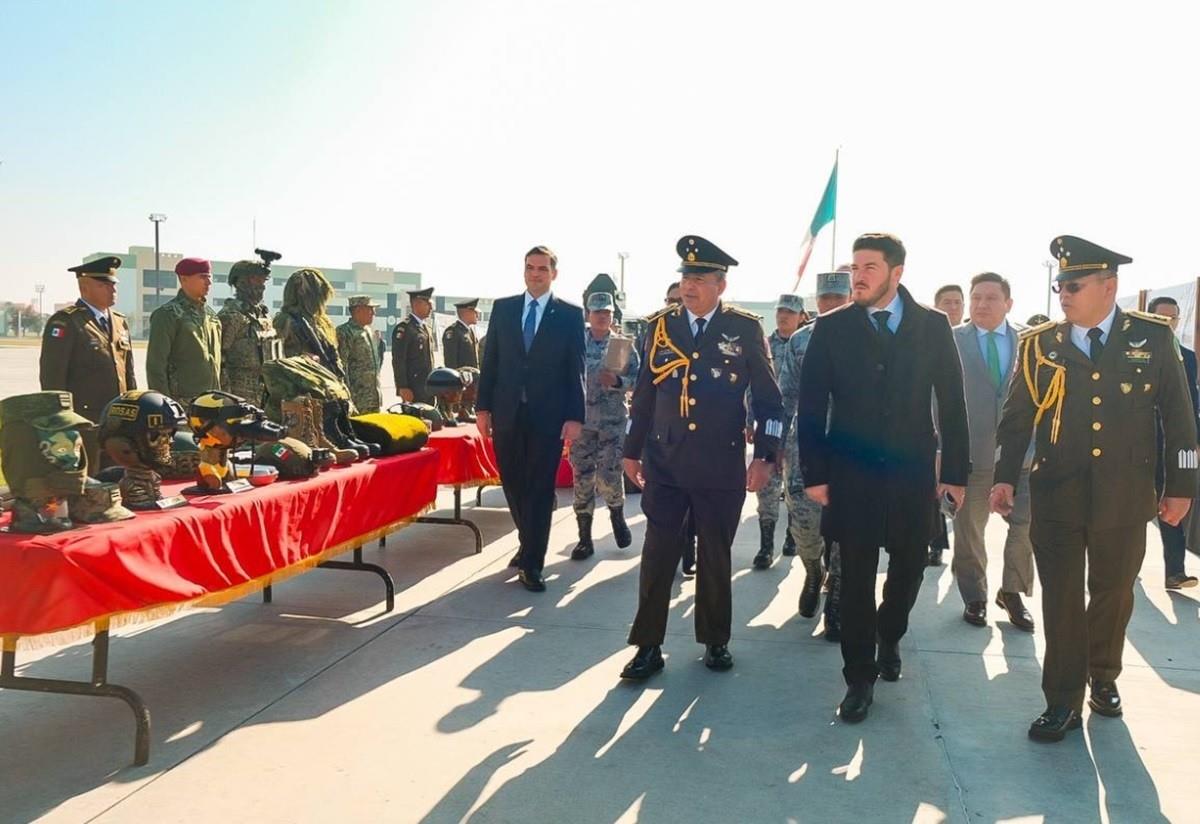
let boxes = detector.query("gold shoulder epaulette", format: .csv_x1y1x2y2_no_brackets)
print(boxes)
111,309,126,317
1018,319,1056,340
643,305,678,323
61,305,81,315
1125,309,1173,327
721,303,762,321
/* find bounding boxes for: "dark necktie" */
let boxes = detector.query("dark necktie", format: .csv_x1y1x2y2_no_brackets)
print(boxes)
1087,327,1104,363
98,314,111,337
523,301,538,352
873,310,893,341
694,317,707,344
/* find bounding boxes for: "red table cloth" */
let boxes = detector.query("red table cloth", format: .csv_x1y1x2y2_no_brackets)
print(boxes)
426,428,573,488
0,449,439,646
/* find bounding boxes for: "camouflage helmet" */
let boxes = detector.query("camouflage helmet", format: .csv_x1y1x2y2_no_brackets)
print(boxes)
228,260,270,287
100,390,188,469
426,367,464,396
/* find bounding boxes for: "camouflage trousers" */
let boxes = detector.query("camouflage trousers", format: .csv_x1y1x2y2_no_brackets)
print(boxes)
570,424,625,516
223,368,266,407
779,432,826,562
348,379,382,415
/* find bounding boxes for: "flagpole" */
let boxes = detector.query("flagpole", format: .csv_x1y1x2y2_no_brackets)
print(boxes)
830,147,840,270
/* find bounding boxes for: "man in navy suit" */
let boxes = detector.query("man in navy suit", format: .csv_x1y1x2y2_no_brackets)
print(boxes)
477,246,586,592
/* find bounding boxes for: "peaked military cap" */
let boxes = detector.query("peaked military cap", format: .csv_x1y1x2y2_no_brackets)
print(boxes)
407,287,434,300
676,235,738,275
454,298,479,309
348,295,380,308
587,292,616,312
776,293,804,313
1051,235,1133,281
68,256,121,283
815,271,851,296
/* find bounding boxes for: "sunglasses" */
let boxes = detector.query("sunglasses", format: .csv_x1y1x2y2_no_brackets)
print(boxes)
1052,275,1112,295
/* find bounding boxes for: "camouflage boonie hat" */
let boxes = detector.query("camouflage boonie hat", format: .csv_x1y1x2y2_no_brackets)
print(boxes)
587,292,616,312
347,295,380,309
228,260,270,286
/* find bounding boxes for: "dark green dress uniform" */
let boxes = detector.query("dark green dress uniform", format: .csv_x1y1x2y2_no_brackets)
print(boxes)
39,257,137,473
442,320,479,370
391,312,435,403
146,289,222,404
624,236,783,656
995,235,1198,735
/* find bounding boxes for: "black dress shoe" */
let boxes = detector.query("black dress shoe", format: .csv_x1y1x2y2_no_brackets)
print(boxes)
620,645,664,680
963,601,988,627
508,550,522,568
839,682,874,723
927,548,943,567
704,644,733,671
877,640,901,682
518,569,546,592
1028,706,1082,742
681,548,696,578
995,591,1035,632
1089,680,1122,717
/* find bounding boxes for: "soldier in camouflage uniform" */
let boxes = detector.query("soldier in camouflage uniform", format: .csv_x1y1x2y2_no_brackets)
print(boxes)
146,257,222,405
336,295,384,414
778,270,852,639
569,292,641,560
217,259,279,407
752,293,808,570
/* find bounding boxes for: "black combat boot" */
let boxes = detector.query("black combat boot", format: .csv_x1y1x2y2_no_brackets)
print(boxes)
320,400,369,459
753,520,775,569
781,528,797,557
336,400,380,456
571,513,595,560
798,558,823,617
609,506,632,548
823,574,841,642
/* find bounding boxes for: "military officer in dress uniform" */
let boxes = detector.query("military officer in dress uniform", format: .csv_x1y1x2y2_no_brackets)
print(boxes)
992,235,1198,742
620,235,783,679
39,256,137,473
146,257,222,404
217,259,279,407
392,286,435,404
443,298,481,370
337,295,384,413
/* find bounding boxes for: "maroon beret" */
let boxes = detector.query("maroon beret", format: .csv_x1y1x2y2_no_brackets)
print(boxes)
175,257,212,277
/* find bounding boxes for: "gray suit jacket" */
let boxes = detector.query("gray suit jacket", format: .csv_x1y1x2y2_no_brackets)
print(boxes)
953,320,1029,472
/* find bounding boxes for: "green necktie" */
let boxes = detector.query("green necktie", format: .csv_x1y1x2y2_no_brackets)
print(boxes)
986,331,1003,390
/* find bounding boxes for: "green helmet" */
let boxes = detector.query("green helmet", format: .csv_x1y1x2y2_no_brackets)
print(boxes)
227,260,270,287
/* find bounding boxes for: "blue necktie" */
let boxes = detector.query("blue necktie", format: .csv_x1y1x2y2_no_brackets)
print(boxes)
523,301,538,352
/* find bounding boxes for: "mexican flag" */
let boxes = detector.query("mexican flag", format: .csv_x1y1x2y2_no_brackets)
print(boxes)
793,159,838,289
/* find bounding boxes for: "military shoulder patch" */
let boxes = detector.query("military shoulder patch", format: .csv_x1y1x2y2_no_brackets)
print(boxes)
1125,309,1173,328
47,322,68,339
721,304,763,321
1018,319,1057,340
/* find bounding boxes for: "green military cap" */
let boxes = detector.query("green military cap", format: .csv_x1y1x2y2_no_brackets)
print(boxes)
454,298,479,309
0,391,94,431
68,256,121,283
227,260,270,285
676,235,738,275
1051,235,1133,281
815,271,851,296
587,292,616,312
776,293,805,313
348,294,380,308
407,287,434,300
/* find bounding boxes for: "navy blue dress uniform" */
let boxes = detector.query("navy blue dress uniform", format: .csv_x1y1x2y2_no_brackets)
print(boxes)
39,257,137,474
796,273,970,696
443,298,480,370
391,287,436,404
994,235,1198,741
622,236,784,675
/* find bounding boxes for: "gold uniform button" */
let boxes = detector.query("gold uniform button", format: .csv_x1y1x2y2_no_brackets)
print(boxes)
1092,396,1102,406
688,397,696,406
1092,372,1101,381
1092,447,1102,457
692,352,700,359
688,422,697,431
689,374,698,381
1093,421,1102,431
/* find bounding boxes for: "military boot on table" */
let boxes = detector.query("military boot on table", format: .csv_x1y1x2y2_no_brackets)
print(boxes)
316,399,369,460
798,557,824,617
753,520,776,569
282,398,355,465
571,513,595,560
609,505,632,548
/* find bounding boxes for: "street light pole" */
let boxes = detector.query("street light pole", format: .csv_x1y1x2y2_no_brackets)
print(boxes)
149,213,167,308
617,252,629,297
34,283,44,324
1042,260,1056,316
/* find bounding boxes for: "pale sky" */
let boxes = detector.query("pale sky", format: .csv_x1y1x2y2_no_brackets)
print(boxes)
2,0,1198,319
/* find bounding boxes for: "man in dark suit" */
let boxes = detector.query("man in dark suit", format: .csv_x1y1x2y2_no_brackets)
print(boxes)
620,235,782,679
1146,296,1200,590
796,232,970,723
992,236,1197,741
476,246,586,592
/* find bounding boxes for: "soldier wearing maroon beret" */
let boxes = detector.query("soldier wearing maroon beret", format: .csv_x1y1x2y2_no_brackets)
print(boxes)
145,257,222,404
